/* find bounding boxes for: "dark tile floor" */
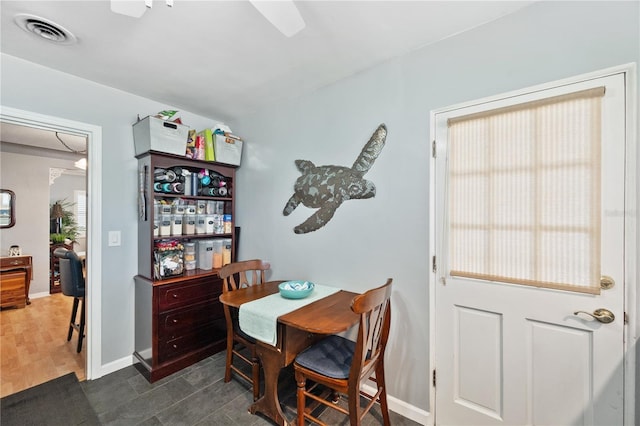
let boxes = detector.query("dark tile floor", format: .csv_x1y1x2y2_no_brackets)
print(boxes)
80,351,421,425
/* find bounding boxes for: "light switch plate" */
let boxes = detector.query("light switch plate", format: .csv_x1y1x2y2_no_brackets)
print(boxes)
108,231,121,247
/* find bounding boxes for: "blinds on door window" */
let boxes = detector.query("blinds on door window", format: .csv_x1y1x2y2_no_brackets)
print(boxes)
447,87,605,294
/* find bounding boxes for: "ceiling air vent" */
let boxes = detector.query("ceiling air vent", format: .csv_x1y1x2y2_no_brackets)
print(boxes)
13,14,77,45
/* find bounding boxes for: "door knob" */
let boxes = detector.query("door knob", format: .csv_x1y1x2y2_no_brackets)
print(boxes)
573,308,615,323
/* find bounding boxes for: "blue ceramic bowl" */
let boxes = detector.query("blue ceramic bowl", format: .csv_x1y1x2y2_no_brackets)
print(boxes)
279,281,315,299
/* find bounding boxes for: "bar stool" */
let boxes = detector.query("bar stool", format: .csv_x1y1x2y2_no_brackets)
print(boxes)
53,247,86,353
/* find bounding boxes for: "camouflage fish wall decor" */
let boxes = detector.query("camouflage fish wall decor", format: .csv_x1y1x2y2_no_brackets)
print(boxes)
283,124,387,234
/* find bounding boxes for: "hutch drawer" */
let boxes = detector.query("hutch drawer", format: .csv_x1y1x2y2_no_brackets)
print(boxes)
157,276,222,311
158,322,225,363
158,300,224,339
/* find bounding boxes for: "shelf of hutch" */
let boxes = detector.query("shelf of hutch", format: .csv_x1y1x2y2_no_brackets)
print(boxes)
134,151,237,382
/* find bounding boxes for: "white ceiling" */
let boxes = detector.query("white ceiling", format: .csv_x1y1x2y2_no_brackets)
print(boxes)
0,122,87,154
1,0,535,124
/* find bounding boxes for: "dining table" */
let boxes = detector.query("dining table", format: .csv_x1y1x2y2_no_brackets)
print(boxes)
219,280,359,426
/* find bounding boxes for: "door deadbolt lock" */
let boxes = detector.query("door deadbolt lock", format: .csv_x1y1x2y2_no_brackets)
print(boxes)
600,276,615,290
573,308,615,324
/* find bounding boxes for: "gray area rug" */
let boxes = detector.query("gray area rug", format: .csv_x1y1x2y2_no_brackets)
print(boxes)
1,373,100,425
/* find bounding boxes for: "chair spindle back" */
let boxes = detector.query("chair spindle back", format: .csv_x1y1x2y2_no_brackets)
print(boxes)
350,278,392,384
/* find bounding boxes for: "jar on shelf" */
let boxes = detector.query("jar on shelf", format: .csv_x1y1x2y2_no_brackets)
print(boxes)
212,239,223,269
213,214,224,234
195,214,207,234
223,215,232,234
159,214,171,237
205,215,215,234
183,213,196,235
222,238,232,266
183,242,196,270
196,240,213,270
171,214,183,236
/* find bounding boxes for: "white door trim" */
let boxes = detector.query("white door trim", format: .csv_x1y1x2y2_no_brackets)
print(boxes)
428,62,637,425
0,106,103,380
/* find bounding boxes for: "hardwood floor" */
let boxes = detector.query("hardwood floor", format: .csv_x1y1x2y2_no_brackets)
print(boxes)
0,292,85,398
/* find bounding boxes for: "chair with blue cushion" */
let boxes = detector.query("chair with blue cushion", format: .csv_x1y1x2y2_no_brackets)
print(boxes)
53,247,86,353
293,278,393,426
219,259,271,401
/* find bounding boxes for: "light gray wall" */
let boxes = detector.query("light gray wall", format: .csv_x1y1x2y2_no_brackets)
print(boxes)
0,0,638,417
229,1,640,411
0,54,227,365
49,172,85,207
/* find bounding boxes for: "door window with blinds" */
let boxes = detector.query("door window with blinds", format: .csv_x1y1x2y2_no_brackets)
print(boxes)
446,87,604,294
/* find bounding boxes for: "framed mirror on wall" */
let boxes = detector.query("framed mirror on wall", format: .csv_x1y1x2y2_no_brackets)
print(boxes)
0,189,15,228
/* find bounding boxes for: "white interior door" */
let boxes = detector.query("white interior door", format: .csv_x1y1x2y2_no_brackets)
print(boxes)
433,73,626,425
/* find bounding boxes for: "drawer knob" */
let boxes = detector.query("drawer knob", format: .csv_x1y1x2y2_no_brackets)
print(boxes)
172,344,178,349
172,293,179,299
172,319,178,323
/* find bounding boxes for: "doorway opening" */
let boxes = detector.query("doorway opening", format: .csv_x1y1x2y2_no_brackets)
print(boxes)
0,106,103,381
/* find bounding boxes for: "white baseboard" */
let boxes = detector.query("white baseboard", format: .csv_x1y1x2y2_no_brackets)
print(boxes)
361,383,431,425
29,291,50,300
94,355,135,379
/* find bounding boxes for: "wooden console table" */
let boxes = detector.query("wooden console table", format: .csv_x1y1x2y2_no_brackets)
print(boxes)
1,255,33,308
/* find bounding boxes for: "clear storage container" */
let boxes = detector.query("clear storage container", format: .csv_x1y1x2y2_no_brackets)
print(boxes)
195,214,207,234
196,240,213,270
171,214,183,236
183,213,196,234
222,238,232,266
213,239,223,268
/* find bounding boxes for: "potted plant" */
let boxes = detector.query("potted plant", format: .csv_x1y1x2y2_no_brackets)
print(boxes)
50,199,79,245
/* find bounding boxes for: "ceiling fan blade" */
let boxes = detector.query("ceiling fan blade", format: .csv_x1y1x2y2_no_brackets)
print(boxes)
249,0,305,37
110,0,148,18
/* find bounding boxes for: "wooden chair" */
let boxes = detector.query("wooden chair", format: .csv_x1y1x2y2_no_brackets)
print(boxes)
294,278,393,426
219,259,271,401
53,247,86,353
